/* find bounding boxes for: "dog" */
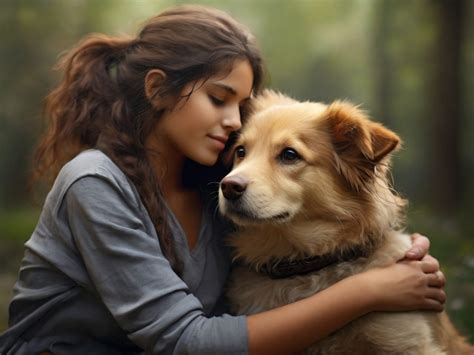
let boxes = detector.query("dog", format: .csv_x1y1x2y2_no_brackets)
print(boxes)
219,90,473,354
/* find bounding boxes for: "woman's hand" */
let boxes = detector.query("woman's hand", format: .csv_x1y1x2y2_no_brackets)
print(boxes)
404,233,446,306
405,232,446,301
360,233,446,313
360,260,446,313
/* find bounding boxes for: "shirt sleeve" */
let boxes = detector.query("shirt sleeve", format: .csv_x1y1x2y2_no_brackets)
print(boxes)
63,174,249,354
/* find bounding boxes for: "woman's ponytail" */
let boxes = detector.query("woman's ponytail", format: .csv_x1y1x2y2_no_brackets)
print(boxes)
33,34,133,184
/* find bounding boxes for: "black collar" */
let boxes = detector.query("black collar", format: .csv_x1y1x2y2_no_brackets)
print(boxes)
256,246,371,279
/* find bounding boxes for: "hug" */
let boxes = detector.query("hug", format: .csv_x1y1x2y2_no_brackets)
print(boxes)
1,4,469,355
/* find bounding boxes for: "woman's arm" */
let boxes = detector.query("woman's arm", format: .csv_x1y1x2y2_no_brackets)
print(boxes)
64,175,249,354
247,256,446,355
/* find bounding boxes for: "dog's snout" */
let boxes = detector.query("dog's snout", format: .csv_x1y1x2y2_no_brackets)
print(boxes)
221,176,248,200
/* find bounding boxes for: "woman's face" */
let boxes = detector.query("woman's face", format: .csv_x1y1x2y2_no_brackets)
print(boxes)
149,59,254,166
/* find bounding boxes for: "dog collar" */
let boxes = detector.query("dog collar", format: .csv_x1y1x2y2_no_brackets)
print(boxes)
256,246,370,279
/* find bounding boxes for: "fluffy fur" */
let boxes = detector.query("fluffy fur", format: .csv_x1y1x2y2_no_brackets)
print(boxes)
219,90,473,355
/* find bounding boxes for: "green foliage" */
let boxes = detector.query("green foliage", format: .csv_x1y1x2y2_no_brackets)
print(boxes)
0,208,39,243
407,204,474,342
0,208,39,331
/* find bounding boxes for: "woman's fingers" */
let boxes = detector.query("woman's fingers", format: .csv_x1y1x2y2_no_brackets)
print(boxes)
426,271,446,288
421,271,446,312
406,233,430,259
419,255,440,273
425,285,447,305
420,296,445,312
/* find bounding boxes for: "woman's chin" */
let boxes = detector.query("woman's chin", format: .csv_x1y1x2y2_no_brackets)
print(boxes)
191,154,219,167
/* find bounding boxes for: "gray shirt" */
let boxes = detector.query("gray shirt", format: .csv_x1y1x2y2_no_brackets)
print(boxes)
0,149,248,354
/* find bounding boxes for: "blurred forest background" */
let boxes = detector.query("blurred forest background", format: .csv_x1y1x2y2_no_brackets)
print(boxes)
0,0,473,338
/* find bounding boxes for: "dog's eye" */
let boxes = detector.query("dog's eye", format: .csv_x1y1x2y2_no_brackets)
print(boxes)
235,146,246,159
279,148,301,164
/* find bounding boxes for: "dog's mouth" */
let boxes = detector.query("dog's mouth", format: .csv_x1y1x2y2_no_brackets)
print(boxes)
224,205,291,225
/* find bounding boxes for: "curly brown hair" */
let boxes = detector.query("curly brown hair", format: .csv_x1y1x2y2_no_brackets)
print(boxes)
32,5,264,273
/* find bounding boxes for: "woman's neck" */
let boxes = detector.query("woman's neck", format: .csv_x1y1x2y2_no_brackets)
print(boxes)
145,134,203,251
145,132,186,195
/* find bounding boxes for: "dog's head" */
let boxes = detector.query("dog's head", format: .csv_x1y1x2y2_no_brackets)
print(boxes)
219,90,402,231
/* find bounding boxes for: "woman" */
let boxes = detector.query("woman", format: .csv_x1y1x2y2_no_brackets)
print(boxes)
0,5,445,354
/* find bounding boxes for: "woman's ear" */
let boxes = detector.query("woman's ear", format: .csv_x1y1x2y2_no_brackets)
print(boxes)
144,69,167,108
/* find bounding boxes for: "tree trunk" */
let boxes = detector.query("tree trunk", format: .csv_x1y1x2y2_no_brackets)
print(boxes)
429,0,465,214
372,0,393,126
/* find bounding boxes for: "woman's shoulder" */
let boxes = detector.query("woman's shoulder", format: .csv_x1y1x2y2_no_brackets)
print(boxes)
60,149,123,181
48,149,141,212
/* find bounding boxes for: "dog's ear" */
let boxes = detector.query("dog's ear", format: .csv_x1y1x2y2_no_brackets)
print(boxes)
326,100,400,162
369,123,401,162
325,101,401,191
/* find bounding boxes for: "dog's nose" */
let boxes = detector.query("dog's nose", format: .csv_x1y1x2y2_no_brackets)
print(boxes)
221,176,248,200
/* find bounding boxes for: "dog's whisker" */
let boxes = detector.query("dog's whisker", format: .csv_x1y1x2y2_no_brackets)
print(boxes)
212,204,221,219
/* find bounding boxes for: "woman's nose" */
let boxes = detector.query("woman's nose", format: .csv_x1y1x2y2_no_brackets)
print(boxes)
222,105,242,131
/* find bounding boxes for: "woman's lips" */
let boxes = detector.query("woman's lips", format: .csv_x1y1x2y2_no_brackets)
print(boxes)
208,135,228,150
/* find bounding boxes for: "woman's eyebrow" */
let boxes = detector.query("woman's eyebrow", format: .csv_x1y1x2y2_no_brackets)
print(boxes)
212,82,237,95
212,82,251,102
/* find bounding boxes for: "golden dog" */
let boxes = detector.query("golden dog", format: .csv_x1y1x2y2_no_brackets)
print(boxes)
219,90,473,354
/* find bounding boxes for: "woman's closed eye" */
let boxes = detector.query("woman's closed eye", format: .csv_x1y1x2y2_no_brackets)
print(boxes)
209,95,225,106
